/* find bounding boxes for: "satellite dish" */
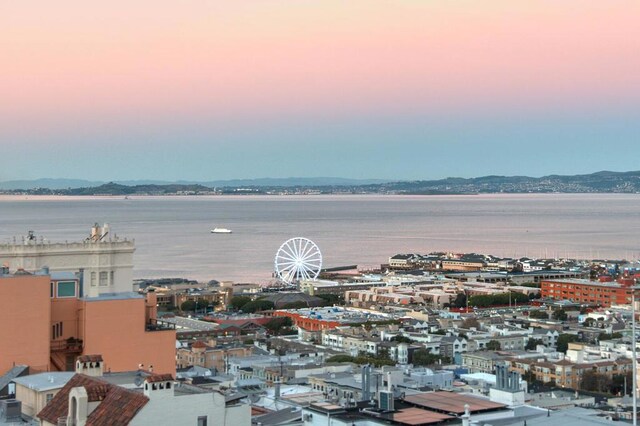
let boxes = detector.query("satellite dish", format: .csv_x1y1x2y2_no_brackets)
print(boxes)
249,394,260,403
134,377,144,387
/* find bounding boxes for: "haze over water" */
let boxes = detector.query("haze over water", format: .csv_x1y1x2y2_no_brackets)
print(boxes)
1,194,639,283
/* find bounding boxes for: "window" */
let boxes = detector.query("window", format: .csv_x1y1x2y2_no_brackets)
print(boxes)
50,282,54,298
57,281,76,298
91,272,97,286
99,271,108,286
197,416,208,426
46,393,54,403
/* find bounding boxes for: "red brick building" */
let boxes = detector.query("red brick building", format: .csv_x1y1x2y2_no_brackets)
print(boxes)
272,311,341,331
540,278,633,307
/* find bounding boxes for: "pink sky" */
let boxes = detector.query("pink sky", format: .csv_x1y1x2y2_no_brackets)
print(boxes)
2,0,639,136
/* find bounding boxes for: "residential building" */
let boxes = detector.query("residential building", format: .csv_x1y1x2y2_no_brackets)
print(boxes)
37,372,250,426
462,352,507,374
0,269,176,375
176,341,253,372
507,356,632,389
12,372,74,418
438,336,468,360
541,278,634,307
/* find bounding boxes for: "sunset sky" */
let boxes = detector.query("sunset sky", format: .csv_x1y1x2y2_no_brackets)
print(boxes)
2,1,639,181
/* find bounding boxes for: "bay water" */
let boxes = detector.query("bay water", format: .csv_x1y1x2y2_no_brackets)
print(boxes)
1,194,639,283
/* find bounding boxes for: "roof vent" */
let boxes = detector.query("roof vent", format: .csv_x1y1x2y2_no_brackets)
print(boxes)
0,399,22,422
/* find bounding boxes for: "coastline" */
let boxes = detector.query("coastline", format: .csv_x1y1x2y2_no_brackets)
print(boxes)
1,192,639,202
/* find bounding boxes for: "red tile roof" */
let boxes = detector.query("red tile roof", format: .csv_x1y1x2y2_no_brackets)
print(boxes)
145,373,174,383
78,354,104,363
191,341,207,349
85,384,110,402
38,374,149,426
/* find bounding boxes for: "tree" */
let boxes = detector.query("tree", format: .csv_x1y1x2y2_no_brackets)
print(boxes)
264,317,294,335
525,338,544,350
468,292,528,308
580,370,611,393
598,332,623,341
412,349,448,366
461,317,480,329
377,348,391,360
241,299,275,313
452,293,467,308
556,334,578,353
326,355,355,363
485,340,501,351
316,294,345,306
229,296,251,310
528,310,549,320
552,308,568,321
391,335,414,344
611,372,633,396
281,301,309,309
180,300,197,312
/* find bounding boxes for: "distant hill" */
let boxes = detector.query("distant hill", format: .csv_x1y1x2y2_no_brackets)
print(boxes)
2,171,640,194
0,177,387,190
367,170,640,194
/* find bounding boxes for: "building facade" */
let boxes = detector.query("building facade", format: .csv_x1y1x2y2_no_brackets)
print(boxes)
0,270,176,376
0,224,135,297
541,278,633,307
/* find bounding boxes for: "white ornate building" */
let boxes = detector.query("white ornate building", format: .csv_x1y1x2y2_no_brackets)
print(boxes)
0,224,135,297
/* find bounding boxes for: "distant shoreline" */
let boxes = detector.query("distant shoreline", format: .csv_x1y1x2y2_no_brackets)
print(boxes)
2,170,640,195
1,192,639,202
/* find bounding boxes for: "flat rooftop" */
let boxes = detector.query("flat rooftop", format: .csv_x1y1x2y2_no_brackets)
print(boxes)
391,407,454,425
162,316,219,331
12,372,74,392
542,278,629,288
403,391,506,415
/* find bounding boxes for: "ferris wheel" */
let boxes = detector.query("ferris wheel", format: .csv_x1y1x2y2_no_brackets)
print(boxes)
274,237,323,285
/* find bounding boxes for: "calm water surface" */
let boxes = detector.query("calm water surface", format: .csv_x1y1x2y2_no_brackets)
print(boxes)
1,194,639,283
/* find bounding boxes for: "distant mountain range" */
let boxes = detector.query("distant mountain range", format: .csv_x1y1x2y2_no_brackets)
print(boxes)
1,171,640,194
0,177,388,190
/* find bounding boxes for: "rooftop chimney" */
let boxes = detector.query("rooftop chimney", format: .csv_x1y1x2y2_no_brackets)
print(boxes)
274,379,281,400
461,404,471,426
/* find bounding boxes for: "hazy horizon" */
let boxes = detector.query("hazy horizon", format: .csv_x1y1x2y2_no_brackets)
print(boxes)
3,168,640,188
2,1,639,182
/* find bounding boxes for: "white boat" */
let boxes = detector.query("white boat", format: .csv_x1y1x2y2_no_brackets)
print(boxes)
211,228,232,234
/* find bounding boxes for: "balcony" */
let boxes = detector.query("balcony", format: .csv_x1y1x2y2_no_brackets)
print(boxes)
146,318,176,332
50,338,83,353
